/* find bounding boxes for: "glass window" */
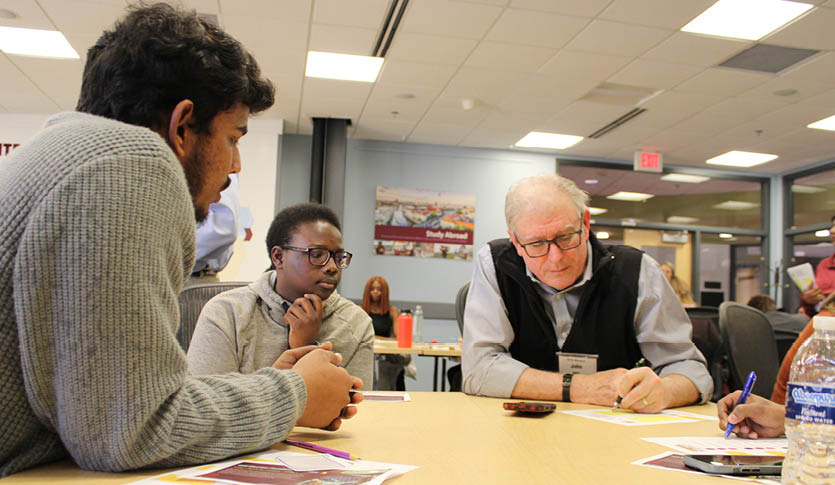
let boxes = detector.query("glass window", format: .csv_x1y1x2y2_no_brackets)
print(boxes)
791,167,835,229
698,233,764,306
560,164,765,230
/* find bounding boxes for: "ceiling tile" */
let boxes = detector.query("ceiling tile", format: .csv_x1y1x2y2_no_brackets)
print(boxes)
598,0,715,30
6,56,84,100
486,8,590,48
538,117,605,136
0,55,60,112
300,92,365,122
764,7,835,50
222,0,311,22
565,19,673,57
537,50,632,80
637,129,709,152
441,66,528,105
640,90,722,113
361,84,439,121
376,60,458,89
408,122,470,145
508,0,612,17
353,117,417,142
386,33,477,64
421,98,491,127
736,77,833,104
399,0,503,39
641,32,752,67
674,67,771,96
608,59,702,89
780,51,835,84
0,0,54,29
308,25,377,56
464,41,555,71
303,77,374,100
554,100,635,124
38,0,125,36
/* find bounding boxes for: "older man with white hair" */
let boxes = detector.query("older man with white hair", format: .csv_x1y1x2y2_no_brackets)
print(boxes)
462,174,711,412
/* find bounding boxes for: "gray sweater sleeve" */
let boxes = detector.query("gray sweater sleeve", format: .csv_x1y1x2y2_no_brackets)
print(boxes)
341,310,375,390
14,154,306,472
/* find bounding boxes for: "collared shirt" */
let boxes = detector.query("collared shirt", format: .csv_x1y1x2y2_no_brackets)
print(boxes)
192,174,240,274
462,241,712,402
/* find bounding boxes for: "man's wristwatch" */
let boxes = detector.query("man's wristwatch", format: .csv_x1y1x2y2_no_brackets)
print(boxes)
562,373,573,402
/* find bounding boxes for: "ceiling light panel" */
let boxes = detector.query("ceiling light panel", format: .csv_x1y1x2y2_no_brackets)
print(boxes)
713,200,759,210
705,150,777,167
606,191,655,202
816,230,831,238
681,0,813,41
305,51,384,82
515,132,583,149
719,233,734,238
792,184,826,194
808,114,835,131
589,207,608,215
0,26,79,59
667,216,700,224
660,173,711,183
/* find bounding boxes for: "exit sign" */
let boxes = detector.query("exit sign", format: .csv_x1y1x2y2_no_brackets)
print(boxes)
634,151,662,173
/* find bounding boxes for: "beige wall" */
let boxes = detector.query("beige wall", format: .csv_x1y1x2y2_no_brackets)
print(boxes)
622,228,692,284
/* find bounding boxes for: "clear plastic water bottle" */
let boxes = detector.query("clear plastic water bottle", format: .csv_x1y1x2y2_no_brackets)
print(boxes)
783,315,835,484
413,305,424,342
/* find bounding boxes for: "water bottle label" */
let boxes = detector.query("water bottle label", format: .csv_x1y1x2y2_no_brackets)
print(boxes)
786,383,835,424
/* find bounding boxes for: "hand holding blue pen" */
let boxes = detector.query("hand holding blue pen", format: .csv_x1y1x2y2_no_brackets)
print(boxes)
724,371,757,438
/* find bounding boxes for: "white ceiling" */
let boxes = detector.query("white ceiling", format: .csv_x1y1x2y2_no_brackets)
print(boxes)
2,0,835,174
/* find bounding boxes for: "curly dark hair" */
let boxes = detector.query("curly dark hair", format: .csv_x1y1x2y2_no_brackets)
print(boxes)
76,2,274,133
266,203,342,264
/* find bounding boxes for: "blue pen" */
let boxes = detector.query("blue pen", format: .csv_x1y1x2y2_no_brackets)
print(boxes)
725,371,757,438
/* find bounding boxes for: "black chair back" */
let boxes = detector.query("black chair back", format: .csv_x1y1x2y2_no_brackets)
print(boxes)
447,281,470,392
718,302,780,398
177,282,248,351
685,306,725,402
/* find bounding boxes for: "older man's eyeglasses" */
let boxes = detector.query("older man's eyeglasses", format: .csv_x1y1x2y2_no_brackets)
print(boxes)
282,246,353,269
514,227,583,258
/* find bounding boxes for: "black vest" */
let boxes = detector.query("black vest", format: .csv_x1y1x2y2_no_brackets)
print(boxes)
489,233,643,372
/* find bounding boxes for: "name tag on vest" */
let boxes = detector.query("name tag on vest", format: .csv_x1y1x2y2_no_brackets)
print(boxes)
556,352,598,374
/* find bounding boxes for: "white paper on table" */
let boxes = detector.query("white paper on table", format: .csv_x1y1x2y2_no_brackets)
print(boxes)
633,451,781,484
126,450,418,485
560,408,718,426
642,436,788,456
787,262,816,292
360,391,411,401
276,454,345,471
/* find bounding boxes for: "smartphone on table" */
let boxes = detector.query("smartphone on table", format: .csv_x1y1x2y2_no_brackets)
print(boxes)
503,401,556,413
683,454,782,475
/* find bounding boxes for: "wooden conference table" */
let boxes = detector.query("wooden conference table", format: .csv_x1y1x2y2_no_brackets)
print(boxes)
1,393,731,484
373,338,461,391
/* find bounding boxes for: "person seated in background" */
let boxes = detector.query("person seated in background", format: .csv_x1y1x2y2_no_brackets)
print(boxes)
660,262,696,307
771,292,835,404
746,294,808,334
188,173,240,286
0,4,360,478
462,174,711,413
187,203,374,388
361,276,410,390
800,215,835,317
718,391,786,439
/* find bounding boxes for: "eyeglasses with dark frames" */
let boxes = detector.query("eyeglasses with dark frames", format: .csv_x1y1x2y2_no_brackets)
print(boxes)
513,226,583,258
282,246,353,269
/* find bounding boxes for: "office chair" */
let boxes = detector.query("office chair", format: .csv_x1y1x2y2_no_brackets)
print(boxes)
447,281,470,392
685,306,725,402
177,281,248,351
718,302,780,399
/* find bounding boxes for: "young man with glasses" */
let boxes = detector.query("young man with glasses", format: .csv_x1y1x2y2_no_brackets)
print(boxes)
188,203,374,389
462,174,711,412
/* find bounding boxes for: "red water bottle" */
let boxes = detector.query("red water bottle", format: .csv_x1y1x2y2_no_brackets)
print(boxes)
397,310,413,348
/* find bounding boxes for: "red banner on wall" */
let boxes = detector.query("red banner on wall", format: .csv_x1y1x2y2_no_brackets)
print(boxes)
374,225,473,245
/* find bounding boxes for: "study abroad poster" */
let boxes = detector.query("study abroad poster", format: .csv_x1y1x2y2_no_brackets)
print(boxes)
373,186,475,260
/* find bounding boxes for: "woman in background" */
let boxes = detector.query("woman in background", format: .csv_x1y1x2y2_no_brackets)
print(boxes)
661,262,696,307
362,276,409,390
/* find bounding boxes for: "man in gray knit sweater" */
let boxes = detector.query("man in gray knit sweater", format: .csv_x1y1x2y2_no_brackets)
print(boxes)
0,4,362,478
